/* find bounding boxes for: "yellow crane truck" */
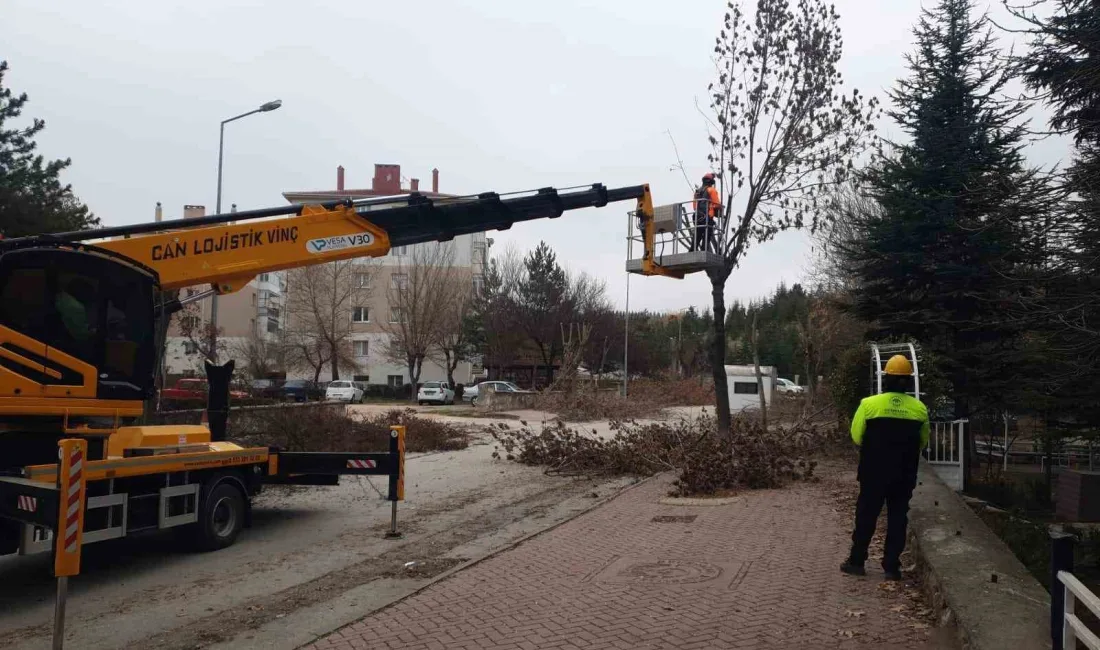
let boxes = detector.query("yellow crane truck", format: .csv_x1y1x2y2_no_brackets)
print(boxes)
0,182,659,559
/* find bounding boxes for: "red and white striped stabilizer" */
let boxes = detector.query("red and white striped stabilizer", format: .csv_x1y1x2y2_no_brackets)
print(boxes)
17,495,37,512
63,445,84,554
347,459,377,469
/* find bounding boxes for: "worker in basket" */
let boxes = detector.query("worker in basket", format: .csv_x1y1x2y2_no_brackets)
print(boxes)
840,354,929,581
691,173,721,253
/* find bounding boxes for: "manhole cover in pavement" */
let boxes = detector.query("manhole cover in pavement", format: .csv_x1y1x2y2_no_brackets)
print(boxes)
651,515,697,523
613,559,721,585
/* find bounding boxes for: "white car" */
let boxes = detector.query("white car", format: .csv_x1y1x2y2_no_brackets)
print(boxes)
464,380,525,406
326,380,364,403
417,381,455,405
775,378,805,395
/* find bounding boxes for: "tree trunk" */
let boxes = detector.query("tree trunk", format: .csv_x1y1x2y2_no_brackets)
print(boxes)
330,341,340,381
445,349,457,388
709,274,732,437
407,356,418,402
752,310,767,430
803,335,814,409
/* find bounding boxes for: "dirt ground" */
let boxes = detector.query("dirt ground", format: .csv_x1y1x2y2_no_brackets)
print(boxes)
0,407,638,650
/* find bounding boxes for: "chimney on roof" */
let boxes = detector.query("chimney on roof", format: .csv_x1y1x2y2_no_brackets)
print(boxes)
432,168,439,193
410,178,419,192
337,165,345,192
183,205,205,219
155,202,163,222
231,203,237,213
373,163,401,195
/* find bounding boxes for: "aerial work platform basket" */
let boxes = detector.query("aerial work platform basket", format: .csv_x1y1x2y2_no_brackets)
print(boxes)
625,199,725,279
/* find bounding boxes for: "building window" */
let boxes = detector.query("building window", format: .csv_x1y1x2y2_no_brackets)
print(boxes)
183,340,199,355
733,381,759,395
352,307,370,323
354,340,369,357
179,314,200,330
390,273,408,290
392,245,407,257
472,241,486,264
356,272,372,289
387,374,404,387
389,308,404,323
267,319,279,334
258,273,270,282
472,274,484,294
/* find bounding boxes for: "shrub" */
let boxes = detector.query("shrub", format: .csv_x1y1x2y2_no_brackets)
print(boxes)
154,404,469,453
490,413,827,495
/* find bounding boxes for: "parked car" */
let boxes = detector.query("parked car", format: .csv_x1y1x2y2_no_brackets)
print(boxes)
464,380,527,406
260,380,286,400
775,378,805,395
283,379,323,402
161,378,248,403
326,380,364,403
417,381,455,406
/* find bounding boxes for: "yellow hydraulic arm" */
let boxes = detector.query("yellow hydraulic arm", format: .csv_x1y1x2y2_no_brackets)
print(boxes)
74,183,654,294
97,202,388,294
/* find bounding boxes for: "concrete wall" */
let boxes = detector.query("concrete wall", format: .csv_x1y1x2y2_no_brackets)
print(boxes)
908,463,1050,649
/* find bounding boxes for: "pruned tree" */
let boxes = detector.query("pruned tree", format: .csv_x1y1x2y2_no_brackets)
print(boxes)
432,274,476,389
174,298,223,371
226,327,288,380
0,60,98,237
284,260,373,381
703,0,879,436
383,242,457,396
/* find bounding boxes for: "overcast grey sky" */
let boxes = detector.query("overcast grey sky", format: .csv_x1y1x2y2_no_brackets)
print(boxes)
4,0,1070,313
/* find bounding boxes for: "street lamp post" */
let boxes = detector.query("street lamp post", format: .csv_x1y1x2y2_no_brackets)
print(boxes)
209,99,282,361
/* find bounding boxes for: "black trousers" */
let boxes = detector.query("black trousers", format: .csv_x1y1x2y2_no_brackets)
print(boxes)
693,219,715,252
847,478,914,571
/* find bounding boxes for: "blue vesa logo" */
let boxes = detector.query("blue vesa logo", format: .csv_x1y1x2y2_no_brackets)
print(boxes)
306,233,375,254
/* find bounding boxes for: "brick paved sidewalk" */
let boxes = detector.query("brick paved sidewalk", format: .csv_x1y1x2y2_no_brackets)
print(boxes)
305,468,953,650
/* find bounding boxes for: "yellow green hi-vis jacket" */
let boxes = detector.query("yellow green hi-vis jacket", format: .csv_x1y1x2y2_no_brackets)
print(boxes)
850,392,930,483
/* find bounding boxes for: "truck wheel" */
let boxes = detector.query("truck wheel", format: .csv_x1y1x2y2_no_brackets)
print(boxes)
192,482,245,551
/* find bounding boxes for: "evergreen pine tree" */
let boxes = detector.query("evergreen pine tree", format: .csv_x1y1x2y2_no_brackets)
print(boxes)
848,0,1046,418
0,61,98,236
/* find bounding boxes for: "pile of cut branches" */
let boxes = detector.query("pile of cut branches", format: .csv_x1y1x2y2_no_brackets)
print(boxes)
490,413,832,495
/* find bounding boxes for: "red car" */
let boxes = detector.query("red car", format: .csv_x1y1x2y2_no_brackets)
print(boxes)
161,378,248,402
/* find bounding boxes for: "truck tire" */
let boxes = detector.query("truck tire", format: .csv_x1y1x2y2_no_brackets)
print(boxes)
191,481,245,551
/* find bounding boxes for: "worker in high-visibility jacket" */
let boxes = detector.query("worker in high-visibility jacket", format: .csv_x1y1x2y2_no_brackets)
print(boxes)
840,354,929,581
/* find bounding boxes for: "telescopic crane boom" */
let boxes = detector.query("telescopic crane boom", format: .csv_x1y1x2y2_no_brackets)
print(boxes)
0,180,660,561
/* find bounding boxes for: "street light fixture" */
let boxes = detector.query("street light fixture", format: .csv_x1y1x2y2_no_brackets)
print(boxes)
209,99,283,361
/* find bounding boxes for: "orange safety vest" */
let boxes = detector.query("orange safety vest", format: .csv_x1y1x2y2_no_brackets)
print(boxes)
693,185,721,219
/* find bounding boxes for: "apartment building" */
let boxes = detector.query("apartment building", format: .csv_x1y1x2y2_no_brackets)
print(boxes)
282,164,487,386
162,203,287,376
